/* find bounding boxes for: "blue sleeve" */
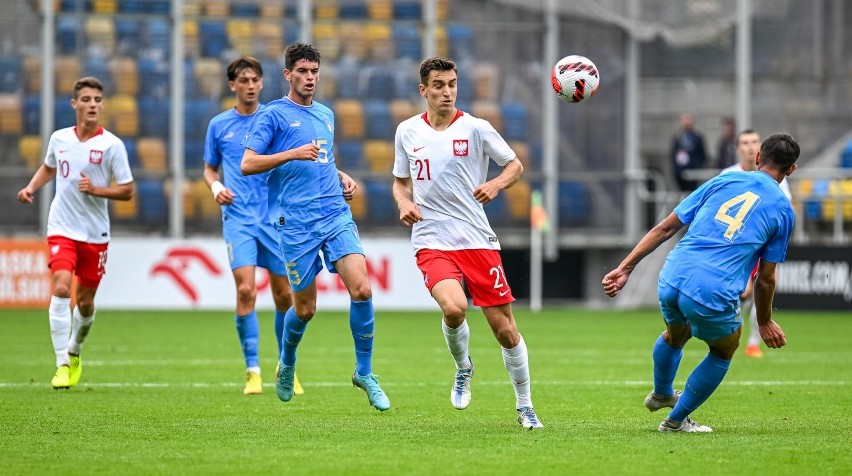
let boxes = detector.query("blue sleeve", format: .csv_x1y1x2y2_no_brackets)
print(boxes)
202,119,220,167
673,176,718,225
760,206,794,263
243,109,277,155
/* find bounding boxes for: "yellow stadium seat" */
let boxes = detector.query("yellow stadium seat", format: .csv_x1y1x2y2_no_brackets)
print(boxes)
24,56,41,94
107,94,138,137
55,56,82,95
183,0,203,17
183,20,200,57
195,179,221,220
256,21,284,58
435,26,448,57
390,99,418,125
363,140,394,173
504,179,531,220
259,4,284,17
472,100,502,133
194,58,224,98
313,22,340,60
220,97,234,113
137,137,167,173
92,0,117,13
204,0,229,17
0,94,22,135
347,179,367,220
85,17,116,54
473,63,498,101
436,0,449,20
315,0,338,19
367,0,392,20
339,22,367,60
112,194,137,220
227,20,254,55
821,179,852,221
109,57,138,96
334,99,365,140
19,135,42,170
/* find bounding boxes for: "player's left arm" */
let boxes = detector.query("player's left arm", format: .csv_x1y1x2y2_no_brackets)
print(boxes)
338,170,358,201
78,174,134,201
753,260,786,349
473,159,523,204
602,212,685,297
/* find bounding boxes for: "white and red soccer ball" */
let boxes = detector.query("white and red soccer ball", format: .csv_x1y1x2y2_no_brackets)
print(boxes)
551,55,600,103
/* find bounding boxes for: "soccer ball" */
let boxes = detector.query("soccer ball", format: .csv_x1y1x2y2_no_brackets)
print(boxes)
551,55,600,103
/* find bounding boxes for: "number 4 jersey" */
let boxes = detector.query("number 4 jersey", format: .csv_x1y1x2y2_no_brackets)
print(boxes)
44,127,134,244
393,110,517,251
661,170,795,311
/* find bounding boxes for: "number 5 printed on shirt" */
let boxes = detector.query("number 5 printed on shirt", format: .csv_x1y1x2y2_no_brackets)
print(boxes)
714,191,760,241
312,139,329,163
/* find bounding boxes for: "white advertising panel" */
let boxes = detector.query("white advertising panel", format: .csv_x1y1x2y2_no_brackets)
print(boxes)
97,238,435,311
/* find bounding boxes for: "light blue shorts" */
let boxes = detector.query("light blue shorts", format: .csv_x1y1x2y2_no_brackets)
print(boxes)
223,220,287,276
276,211,364,292
657,280,742,342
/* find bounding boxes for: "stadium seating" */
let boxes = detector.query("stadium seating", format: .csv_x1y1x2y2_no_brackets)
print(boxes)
195,178,222,220
18,135,41,170
227,20,254,55
144,18,171,54
501,102,528,141
55,56,82,95
0,94,23,135
363,100,393,140
335,141,364,170
60,0,91,12
136,179,168,223
111,192,137,220
85,17,116,55
137,137,167,173
801,179,829,222
484,191,509,226
137,57,169,98
508,141,531,171
367,0,392,20
363,140,394,173
183,138,205,171
107,94,139,137
119,0,147,14
339,1,368,19
334,99,365,139
347,179,368,220
447,24,475,61
0,55,23,94
504,179,532,221
364,179,396,223
230,2,260,17
92,0,117,14
313,22,341,61
83,57,110,88
841,140,852,168
54,95,76,129
199,20,227,58
193,58,223,98
390,99,417,125
558,180,591,226
23,95,39,135
364,66,397,101
109,56,139,96
138,95,169,138
471,100,502,133
24,56,41,94
315,0,339,19
393,1,422,20
204,0,230,17
114,18,142,57
256,22,284,59
821,179,852,221
123,138,139,168
392,23,421,61
56,17,81,55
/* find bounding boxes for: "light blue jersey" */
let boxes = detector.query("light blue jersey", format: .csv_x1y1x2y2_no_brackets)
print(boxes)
660,171,795,312
204,106,268,225
203,105,285,275
242,97,347,227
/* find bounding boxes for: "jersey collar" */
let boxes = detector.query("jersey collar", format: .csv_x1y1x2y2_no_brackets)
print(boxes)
421,109,464,128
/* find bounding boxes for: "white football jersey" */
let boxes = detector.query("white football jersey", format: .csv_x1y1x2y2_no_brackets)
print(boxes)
44,127,134,243
393,111,516,251
721,163,792,200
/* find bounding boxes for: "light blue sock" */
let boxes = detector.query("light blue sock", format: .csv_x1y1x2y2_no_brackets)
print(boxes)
668,353,731,422
274,309,286,357
235,311,260,369
281,307,307,366
350,298,374,376
653,334,683,396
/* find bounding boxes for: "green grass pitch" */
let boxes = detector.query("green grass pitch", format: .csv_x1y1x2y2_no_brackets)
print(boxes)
1,308,849,475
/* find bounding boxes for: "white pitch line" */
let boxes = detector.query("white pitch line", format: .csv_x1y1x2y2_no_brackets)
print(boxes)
0,380,846,389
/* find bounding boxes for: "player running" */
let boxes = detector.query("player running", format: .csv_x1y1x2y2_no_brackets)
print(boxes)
392,56,542,429
17,77,135,389
603,133,799,432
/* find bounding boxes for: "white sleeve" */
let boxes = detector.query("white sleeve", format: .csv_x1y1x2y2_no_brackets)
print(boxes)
109,140,134,185
392,124,411,178
43,133,57,168
478,119,515,166
780,177,792,201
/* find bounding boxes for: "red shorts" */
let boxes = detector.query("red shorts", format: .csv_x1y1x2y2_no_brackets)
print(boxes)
47,235,109,289
415,248,514,307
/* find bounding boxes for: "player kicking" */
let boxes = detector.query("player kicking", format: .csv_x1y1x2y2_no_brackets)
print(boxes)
719,129,792,358
17,77,134,389
603,133,799,432
241,43,389,411
392,57,542,429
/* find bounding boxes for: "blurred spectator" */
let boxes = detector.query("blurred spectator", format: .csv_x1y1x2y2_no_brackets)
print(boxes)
716,117,737,170
670,112,707,191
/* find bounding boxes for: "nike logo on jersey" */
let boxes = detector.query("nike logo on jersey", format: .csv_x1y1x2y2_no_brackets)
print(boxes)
413,146,426,152
59,149,69,154
499,289,510,297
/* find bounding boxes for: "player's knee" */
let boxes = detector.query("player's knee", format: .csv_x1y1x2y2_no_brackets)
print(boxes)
272,291,293,310
294,302,316,321
494,326,520,348
442,303,467,324
236,284,257,306
348,282,372,302
77,302,95,317
52,283,71,298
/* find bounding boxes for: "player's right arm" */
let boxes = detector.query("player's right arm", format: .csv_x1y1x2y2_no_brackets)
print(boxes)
203,163,234,205
602,212,685,297
241,143,319,176
392,177,422,227
17,164,57,204
753,259,786,349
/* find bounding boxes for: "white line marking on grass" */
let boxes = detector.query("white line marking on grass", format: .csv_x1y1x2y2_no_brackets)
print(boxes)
0,380,846,389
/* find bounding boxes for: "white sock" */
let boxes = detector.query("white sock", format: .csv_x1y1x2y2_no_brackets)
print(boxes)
502,335,532,408
68,306,95,356
442,319,472,369
49,296,72,367
247,366,261,375
747,304,761,346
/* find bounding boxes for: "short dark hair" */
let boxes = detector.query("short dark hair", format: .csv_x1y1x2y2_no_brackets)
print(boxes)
736,128,759,145
284,43,321,71
760,133,800,171
419,57,457,85
73,77,103,99
226,56,263,81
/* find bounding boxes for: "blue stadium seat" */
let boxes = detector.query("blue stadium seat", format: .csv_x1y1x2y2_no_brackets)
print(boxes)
24,95,40,135
57,17,81,55
183,139,205,170
364,100,393,140
447,24,475,60
558,181,591,226
231,2,261,17
144,18,171,54
115,18,142,56
148,0,169,14
393,1,422,19
185,99,218,141
364,179,396,224
136,179,167,223
119,0,146,13
501,102,528,141
336,141,364,170
123,138,140,169
138,95,169,138
83,57,109,86
340,1,368,19
365,67,396,100
335,62,361,99
200,20,228,59
392,24,421,60
0,56,23,93
484,191,509,226
841,140,852,169
259,57,285,103
60,0,92,12
455,71,475,105
54,96,75,129
137,57,169,97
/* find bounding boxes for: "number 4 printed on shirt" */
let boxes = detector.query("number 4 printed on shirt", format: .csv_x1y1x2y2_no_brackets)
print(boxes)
714,191,760,241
